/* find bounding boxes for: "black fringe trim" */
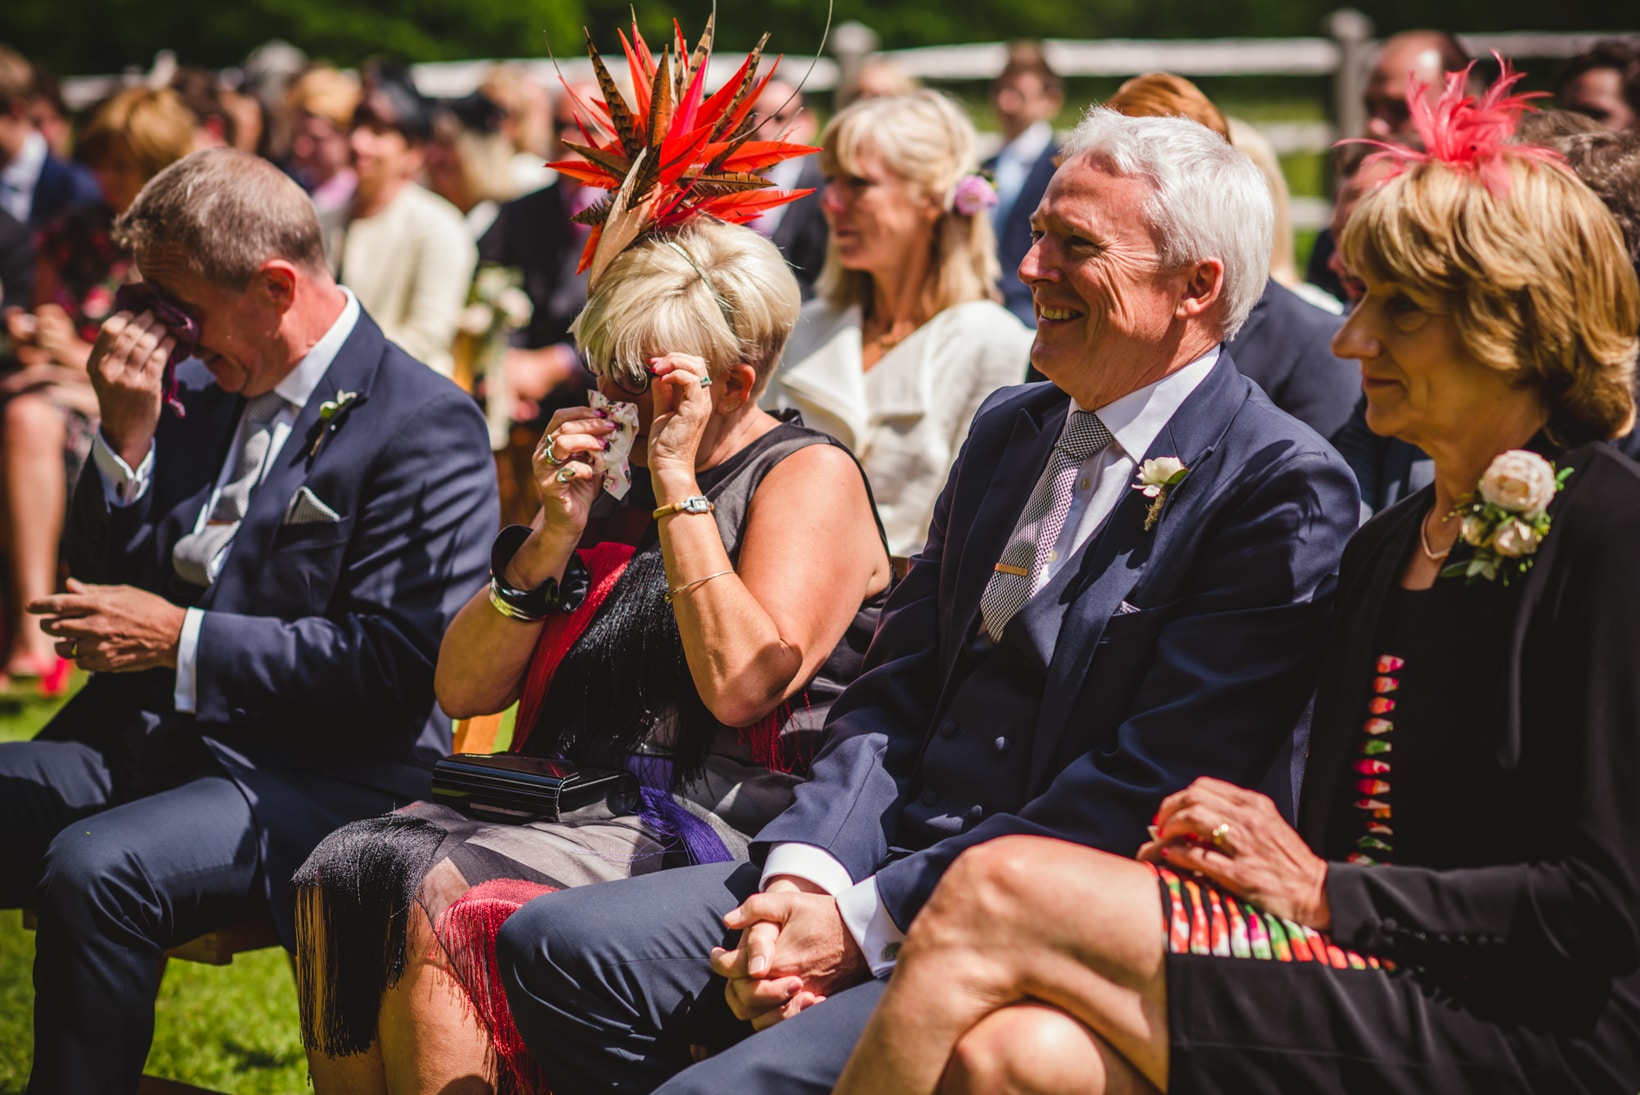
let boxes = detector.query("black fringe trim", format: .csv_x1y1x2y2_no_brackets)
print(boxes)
291,814,449,1056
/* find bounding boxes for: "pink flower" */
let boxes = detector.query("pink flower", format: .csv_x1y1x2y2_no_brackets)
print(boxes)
952,174,998,217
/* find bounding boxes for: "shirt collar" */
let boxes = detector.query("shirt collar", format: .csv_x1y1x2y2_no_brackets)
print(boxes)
1071,344,1220,461
999,121,1054,167
275,287,360,408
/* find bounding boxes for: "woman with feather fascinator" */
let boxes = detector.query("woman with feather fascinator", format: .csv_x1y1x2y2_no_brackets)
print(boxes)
290,19,892,1094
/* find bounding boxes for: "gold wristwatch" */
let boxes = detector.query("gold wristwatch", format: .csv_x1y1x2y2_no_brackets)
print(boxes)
652,495,714,519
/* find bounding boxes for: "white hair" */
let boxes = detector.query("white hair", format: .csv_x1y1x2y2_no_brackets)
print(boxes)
1061,108,1272,339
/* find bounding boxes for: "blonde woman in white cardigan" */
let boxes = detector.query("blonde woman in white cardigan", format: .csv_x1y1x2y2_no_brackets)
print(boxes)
762,91,1033,557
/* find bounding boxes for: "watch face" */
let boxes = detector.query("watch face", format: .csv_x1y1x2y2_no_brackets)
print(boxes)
683,496,710,513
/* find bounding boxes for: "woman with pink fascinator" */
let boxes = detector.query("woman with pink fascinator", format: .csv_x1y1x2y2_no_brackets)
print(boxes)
833,61,1640,1095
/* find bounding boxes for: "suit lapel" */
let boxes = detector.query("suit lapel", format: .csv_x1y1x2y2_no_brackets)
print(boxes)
1023,357,1247,790
205,316,385,608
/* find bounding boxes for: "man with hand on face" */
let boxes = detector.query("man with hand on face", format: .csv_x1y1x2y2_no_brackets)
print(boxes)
0,148,497,1095
493,110,1359,1094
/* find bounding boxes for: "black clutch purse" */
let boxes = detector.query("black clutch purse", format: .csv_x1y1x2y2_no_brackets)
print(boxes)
430,753,641,823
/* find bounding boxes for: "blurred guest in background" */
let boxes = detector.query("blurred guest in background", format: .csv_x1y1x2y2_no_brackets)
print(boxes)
748,79,827,297
0,86,195,692
985,43,1063,326
0,207,31,311
1101,72,1359,439
478,64,554,197
1361,30,1473,140
762,90,1032,557
284,65,361,216
837,56,919,107
1556,40,1640,133
170,67,239,150
319,66,476,378
26,63,72,162
478,83,598,422
1308,30,1473,298
426,91,519,240
0,45,99,230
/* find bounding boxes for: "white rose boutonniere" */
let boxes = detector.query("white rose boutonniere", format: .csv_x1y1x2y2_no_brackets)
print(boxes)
308,389,364,462
1133,457,1189,532
1445,449,1569,584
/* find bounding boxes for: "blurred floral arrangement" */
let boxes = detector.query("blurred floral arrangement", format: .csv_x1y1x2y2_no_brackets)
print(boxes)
457,263,534,450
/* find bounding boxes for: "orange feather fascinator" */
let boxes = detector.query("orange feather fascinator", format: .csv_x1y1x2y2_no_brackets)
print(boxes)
549,16,819,285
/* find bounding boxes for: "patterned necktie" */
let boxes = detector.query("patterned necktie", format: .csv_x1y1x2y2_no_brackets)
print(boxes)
172,391,287,586
979,410,1114,639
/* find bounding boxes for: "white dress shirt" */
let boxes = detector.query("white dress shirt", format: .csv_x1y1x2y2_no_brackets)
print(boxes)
761,346,1220,974
989,121,1054,231
91,288,361,714
0,130,48,223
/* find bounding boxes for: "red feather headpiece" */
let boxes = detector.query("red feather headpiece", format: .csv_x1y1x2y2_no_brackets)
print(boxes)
1347,53,1567,198
549,17,819,285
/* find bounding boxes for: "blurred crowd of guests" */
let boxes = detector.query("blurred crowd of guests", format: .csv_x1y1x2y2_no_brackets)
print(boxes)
0,31,1637,694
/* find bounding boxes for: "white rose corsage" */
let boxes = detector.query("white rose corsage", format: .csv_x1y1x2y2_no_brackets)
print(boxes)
1444,449,1570,584
1132,457,1189,532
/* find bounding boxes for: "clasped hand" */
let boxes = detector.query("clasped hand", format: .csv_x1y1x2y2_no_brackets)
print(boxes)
1137,776,1333,930
710,878,869,1032
29,578,186,673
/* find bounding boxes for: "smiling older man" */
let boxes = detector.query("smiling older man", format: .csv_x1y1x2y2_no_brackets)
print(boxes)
493,108,1359,1095
0,149,497,1094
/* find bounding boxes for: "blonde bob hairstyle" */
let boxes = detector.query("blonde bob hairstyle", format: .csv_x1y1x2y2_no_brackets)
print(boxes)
572,218,801,398
815,90,1001,317
1340,155,1640,443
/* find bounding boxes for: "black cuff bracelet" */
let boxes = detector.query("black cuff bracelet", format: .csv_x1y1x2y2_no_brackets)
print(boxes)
488,525,590,620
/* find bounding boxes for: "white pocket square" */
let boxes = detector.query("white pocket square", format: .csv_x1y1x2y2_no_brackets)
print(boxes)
284,486,343,526
1113,600,1142,616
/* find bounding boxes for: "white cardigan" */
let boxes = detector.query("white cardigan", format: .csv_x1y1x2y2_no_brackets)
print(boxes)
764,298,1034,557
320,184,478,377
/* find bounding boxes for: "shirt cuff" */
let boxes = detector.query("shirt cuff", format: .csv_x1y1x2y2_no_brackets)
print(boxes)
759,842,856,897
173,607,204,714
836,876,908,977
91,429,155,507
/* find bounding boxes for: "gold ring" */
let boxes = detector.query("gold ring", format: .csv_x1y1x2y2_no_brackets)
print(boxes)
542,434,568,467
555,466,577,483
66,641,78,659
1211,822,1231,848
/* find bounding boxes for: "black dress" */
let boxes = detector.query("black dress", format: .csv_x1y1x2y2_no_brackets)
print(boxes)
1161,440,1640,1094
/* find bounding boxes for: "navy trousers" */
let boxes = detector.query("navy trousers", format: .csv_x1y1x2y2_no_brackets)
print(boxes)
0,739,264,1095
498,860,888,1094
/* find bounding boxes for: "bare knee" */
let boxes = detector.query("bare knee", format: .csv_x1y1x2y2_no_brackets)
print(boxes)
3,394,63,451
942,1005,1109,1095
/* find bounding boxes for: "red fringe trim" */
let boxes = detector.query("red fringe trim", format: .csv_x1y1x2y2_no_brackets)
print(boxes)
512,542,635,753
437,879,560,1095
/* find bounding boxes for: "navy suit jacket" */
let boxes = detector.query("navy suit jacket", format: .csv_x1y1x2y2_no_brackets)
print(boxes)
50,309,498,940
754,353,1359,929
986,141,1059,326
1226,279,1359,440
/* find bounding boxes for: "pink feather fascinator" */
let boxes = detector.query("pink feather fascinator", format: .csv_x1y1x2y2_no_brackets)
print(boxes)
1346,53,1568,198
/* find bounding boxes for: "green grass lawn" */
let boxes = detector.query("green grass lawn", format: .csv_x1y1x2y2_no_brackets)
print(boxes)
0,681,308,1094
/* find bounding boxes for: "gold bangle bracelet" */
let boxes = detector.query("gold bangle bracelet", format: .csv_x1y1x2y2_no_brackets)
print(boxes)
664,569,733,605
